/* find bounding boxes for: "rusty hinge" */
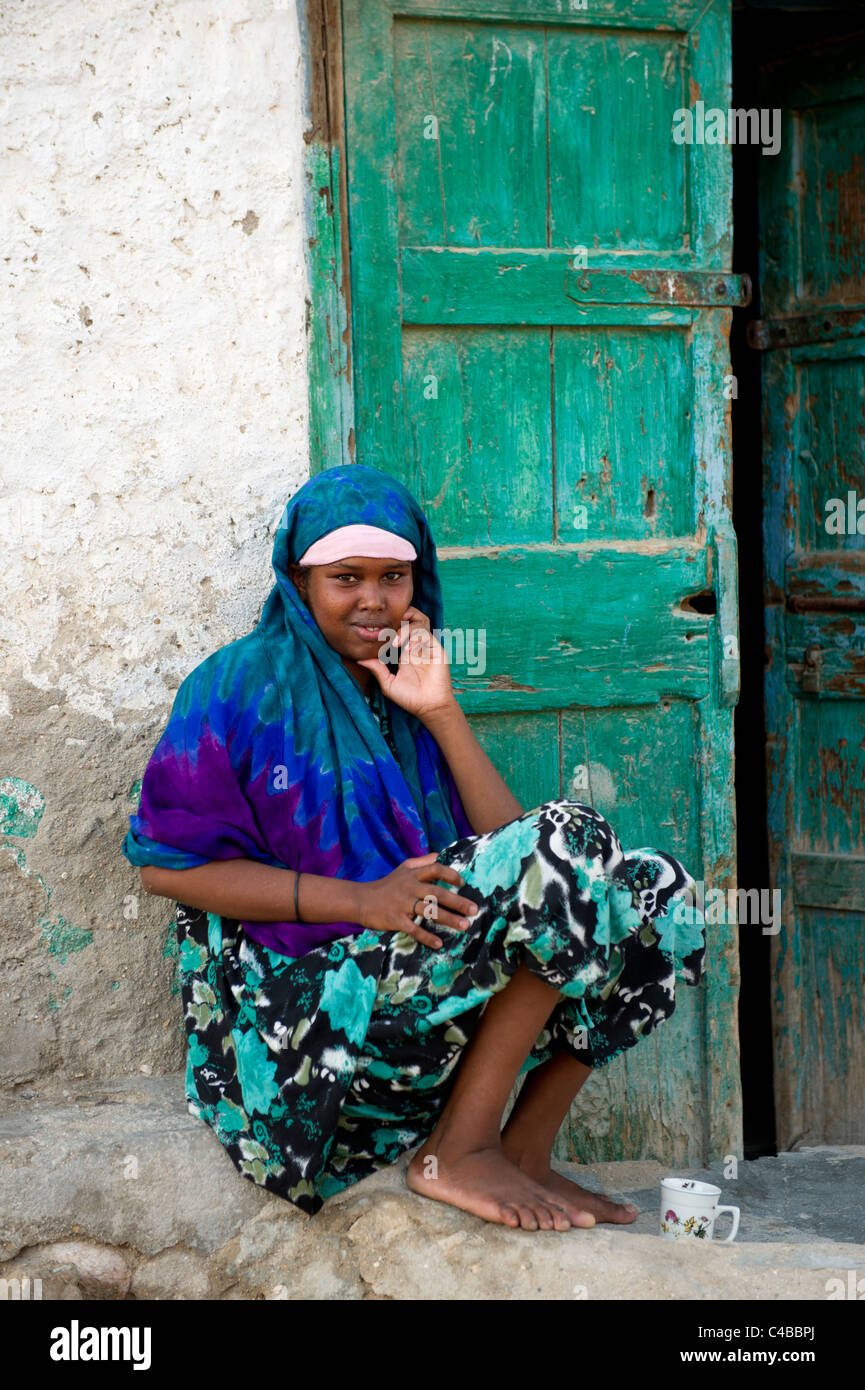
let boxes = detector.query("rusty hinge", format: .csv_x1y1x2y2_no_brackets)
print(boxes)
565,268,752,308
786,593,865,613
746,306,865,351
801,644,823,694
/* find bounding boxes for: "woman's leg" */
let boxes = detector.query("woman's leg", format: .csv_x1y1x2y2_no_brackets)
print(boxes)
406,960,598,1231
391,799,704,1230
500,1052,639,1223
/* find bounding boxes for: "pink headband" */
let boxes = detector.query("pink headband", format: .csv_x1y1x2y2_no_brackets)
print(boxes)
297,524,417,566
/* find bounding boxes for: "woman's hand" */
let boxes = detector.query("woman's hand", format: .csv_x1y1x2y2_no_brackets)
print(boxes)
355,606,457,723
354,852,479,949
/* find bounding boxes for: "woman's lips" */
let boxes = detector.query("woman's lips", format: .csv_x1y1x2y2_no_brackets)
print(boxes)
351,623,385,641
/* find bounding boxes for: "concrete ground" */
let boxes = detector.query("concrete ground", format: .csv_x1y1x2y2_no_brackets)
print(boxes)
1,1073,863,1300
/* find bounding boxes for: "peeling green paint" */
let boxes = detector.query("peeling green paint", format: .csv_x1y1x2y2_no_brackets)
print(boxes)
163,919,182,997
48,986,72,1012
129,778,143,803
0,778,45,837
40,914,93,963
1,781,93,974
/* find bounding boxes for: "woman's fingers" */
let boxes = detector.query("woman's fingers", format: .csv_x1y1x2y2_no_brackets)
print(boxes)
406,857,475,899
405,920,443,949
408,860,478,926
421,878,478,919
432,893,478,925
410,891,478,934
407,627,446,665
383,855,480,942
393,611,448,669
392,609,430,649
395,606,431,636
414,860,465,888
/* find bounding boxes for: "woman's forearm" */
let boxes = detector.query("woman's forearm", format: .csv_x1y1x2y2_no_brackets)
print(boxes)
421,699,523,834
140,858,362,924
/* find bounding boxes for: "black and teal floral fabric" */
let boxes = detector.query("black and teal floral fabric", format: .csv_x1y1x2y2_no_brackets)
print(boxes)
177,798,706,1215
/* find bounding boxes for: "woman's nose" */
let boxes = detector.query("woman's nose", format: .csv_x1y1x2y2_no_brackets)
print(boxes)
357,586,387,611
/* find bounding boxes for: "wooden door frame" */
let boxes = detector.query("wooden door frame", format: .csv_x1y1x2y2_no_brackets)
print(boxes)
299,0,355,475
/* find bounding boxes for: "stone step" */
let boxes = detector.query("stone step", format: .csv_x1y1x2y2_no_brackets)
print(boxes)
1,1074,863,1300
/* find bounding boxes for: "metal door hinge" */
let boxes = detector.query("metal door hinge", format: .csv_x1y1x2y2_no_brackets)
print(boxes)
747,306,865,351
801,644,823,694
565,268,752,308
787,593,865,614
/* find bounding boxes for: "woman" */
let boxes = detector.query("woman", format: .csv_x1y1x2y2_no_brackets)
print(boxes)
123,464,706,1233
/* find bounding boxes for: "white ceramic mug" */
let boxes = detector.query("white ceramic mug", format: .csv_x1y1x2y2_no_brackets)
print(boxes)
659,1177,740,1242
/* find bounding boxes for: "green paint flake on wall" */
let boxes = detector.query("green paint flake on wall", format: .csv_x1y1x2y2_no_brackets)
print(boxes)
128,778,143,803
1,794,93,985
40,914,93,963
0,778,45,837
163,920,182,996
48,986,73,1012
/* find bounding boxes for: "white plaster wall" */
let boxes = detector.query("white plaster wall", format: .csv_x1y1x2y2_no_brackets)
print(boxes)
1,0,310,720
0,0,314,1091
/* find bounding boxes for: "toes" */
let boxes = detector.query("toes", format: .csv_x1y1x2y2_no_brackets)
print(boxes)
549,1191,598,1227
613,1203,639,1221
546,1203,573,1231
541,1203,571,1231
563,1206,596,1228
499,1204,521,1227
534,1205,556,1231
599,1196,638,1221
516,1205,539,1231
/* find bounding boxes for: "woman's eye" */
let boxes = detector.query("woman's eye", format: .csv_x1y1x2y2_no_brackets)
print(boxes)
333,572,406,582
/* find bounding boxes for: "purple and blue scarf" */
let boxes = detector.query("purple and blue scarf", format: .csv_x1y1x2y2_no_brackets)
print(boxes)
122,465,473,955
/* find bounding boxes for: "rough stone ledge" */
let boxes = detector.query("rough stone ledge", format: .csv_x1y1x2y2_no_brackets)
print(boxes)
1,1074,863,1300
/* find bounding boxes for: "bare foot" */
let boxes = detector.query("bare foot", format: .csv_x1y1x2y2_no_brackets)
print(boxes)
502,1147,639,1225
539,1169,639,1224
406,1142,597,1232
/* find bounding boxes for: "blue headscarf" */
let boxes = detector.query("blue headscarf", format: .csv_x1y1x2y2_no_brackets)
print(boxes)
122,465,473,955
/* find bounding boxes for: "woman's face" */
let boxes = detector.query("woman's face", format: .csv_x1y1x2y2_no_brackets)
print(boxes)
289,556,414,692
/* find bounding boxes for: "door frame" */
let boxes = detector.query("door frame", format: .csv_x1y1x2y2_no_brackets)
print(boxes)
299,0,355,476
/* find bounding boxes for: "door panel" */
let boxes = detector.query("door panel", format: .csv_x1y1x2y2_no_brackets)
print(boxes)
755,38,865,1146
342,0,742,1164
553,326,696,538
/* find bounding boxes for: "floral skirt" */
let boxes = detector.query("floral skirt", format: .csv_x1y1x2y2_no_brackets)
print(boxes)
176,798,706,1215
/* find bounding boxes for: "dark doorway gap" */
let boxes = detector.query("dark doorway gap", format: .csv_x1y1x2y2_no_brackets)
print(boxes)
731,1,865,1160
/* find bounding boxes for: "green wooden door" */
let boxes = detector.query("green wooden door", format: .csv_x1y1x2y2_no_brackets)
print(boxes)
340,0,743,1164
754,37,865,1147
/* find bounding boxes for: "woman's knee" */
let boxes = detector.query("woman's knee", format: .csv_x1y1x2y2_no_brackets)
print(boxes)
535,798,622,856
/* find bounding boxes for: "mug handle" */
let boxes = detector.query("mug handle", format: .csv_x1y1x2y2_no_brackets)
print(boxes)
715,1205,740,1242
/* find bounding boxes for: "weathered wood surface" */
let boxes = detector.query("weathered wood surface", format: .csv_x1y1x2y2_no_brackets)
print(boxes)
759,37,865,1146
435,544,710,710
301,0,355,473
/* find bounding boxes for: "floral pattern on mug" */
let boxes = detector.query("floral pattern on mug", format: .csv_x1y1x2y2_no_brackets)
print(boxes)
661,1207,711,1238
